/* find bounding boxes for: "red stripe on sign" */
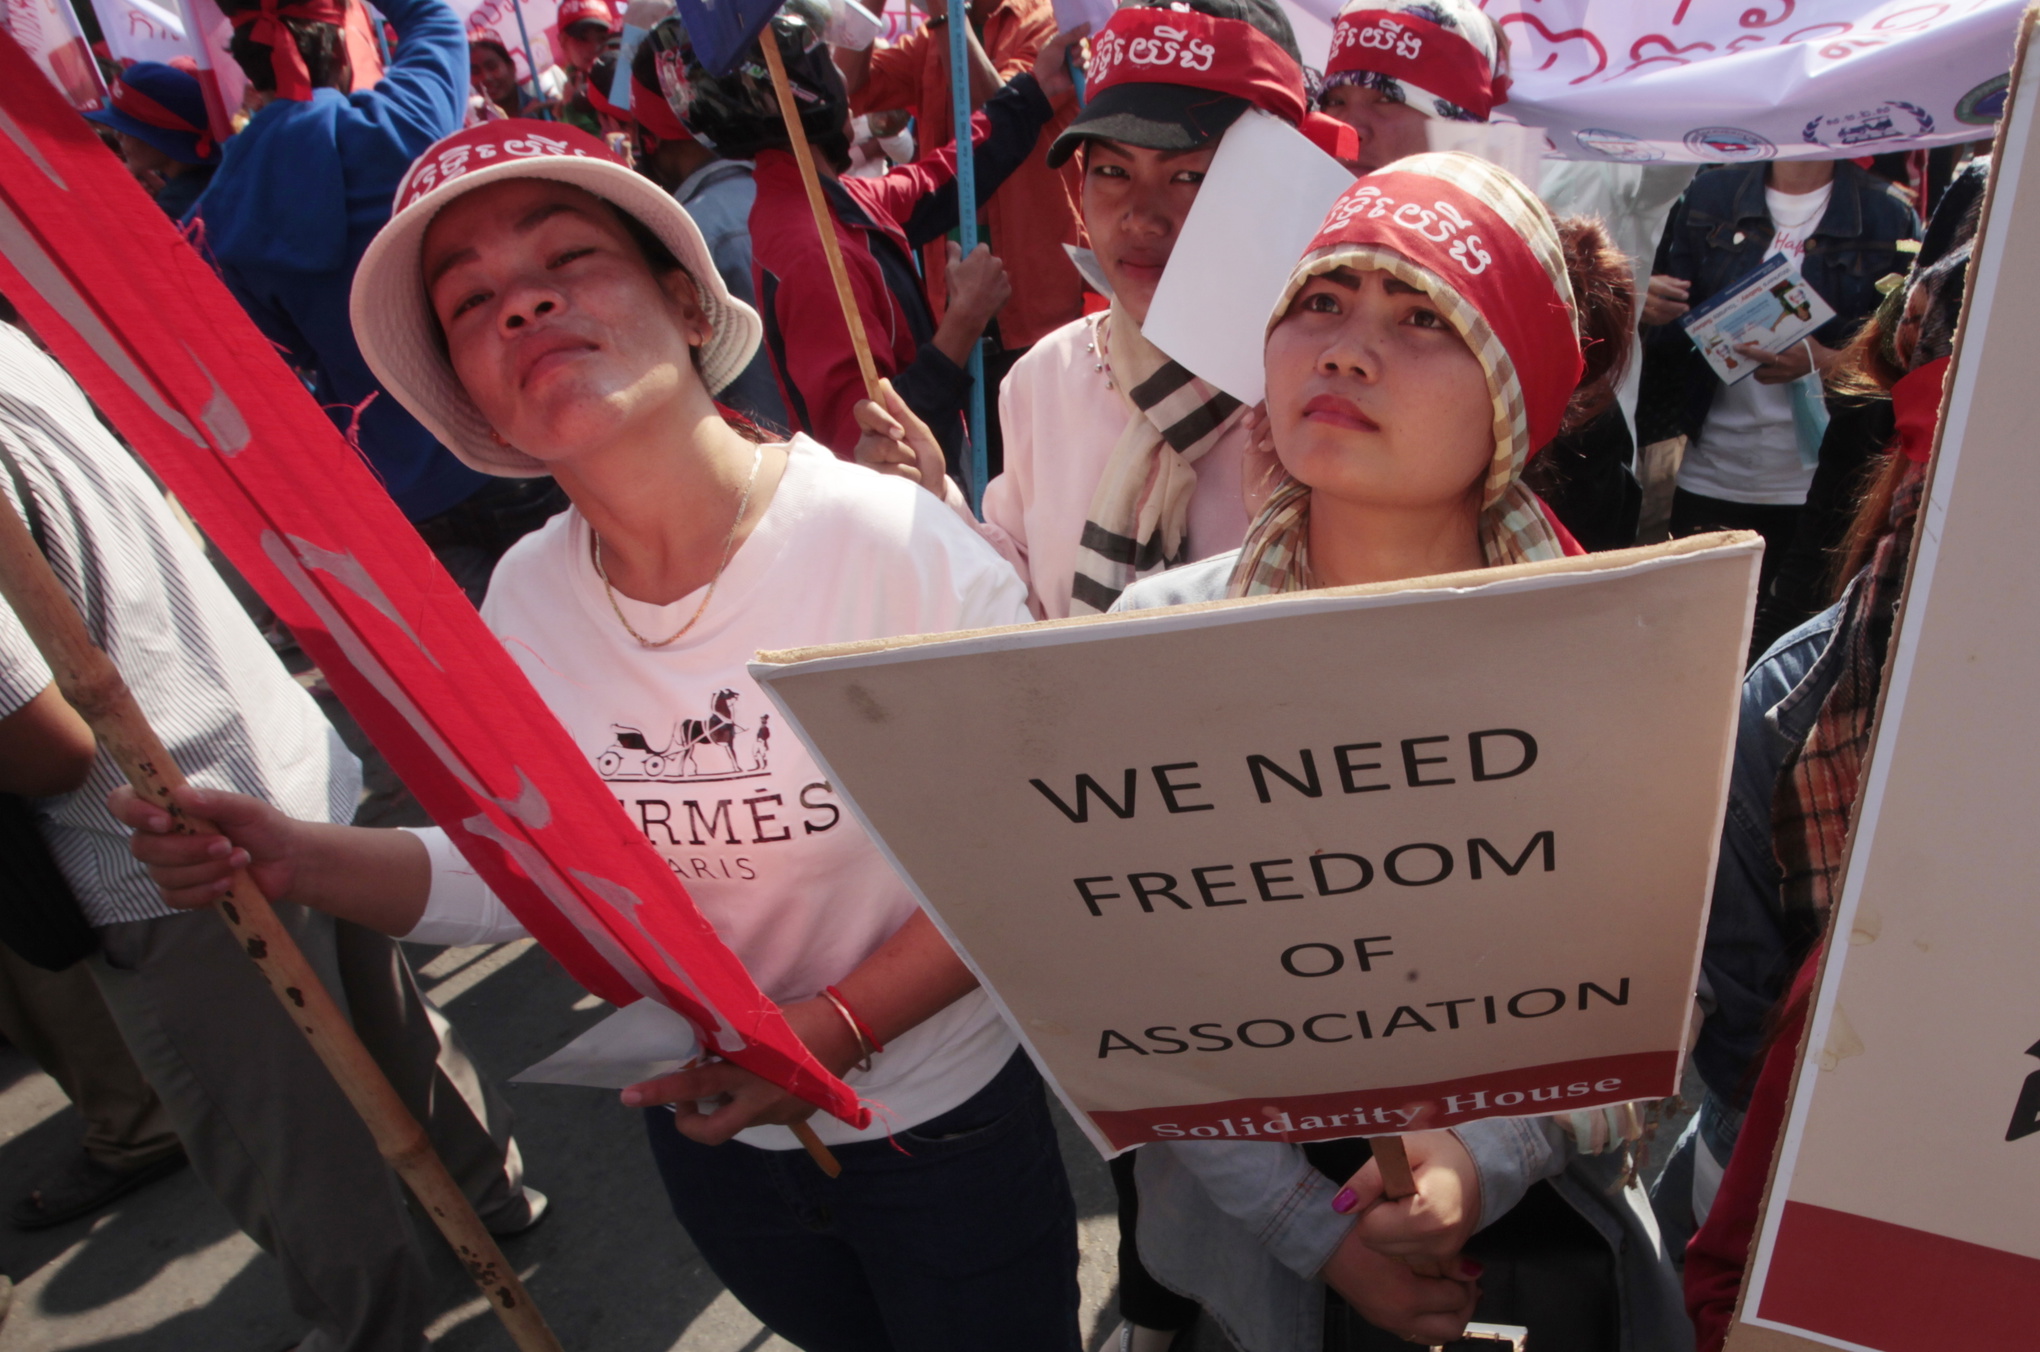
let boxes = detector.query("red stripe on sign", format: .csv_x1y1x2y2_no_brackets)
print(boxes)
1758,1201,2040,1351
1087,1050,1676,1150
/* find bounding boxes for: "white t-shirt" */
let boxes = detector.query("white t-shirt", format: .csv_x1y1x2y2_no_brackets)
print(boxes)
1678,181,1834,506
406,438,1030,1148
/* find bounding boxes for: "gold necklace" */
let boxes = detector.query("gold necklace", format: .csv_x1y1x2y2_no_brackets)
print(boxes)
592,442,764,648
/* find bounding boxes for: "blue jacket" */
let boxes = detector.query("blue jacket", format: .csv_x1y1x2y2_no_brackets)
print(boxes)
1638,163,1918,446
191,0,483,522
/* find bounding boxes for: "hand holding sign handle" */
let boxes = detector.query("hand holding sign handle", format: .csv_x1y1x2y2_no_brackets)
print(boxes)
1333,1131,1482,1342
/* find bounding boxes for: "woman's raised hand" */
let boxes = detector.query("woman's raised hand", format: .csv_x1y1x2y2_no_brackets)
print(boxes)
853,377,947,491
1334,1129,1484,1268
106,783,304,909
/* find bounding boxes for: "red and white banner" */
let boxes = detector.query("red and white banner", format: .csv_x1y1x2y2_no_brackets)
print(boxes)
0,31,862,1128
1277,0,2025,161
3,0,106,110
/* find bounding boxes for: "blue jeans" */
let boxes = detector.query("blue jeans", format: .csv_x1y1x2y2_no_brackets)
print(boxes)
643,1050,1081,1352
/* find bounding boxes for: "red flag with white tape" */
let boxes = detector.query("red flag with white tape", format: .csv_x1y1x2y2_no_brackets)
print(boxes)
0,29,864,1129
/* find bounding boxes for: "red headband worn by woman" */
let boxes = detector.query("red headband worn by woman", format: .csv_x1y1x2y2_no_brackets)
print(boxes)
1232,151,1586,594
231,0,350,102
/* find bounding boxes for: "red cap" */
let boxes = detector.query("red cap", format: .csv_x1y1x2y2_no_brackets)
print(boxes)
556,0,618,33
1083,6,1306,126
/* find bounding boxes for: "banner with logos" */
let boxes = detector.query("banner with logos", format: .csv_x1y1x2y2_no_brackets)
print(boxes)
1276,0,2024,161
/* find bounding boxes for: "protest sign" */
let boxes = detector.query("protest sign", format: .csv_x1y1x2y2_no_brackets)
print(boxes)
1277,0,2021,162
1680,255,1838,386
0,32,861,1129
756,535,1759,1154
1729,11,2040,1352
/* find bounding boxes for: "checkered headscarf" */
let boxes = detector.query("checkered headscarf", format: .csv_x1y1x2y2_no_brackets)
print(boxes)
1230,152,1582,596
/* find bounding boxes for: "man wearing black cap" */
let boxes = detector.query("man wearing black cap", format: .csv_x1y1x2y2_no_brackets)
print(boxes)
978,0,1320,626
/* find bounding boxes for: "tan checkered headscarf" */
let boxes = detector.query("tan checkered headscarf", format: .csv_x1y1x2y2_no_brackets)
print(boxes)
1230,152,1583,596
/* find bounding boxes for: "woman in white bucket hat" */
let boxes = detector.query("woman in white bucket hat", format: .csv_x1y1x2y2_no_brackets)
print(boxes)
112,119,1082,1349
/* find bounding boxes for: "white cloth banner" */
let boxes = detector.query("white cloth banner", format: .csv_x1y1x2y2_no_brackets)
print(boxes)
92,0,191,67
1279,0,2025,161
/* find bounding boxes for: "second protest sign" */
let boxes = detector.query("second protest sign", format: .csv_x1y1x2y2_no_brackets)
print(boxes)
756,536,1757,1152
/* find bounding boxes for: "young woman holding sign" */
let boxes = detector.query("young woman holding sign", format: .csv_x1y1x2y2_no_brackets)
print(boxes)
1105,156,1683,1350
107,119,1084,1350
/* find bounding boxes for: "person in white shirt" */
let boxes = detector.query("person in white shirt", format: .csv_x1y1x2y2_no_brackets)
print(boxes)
110,119,1081,1352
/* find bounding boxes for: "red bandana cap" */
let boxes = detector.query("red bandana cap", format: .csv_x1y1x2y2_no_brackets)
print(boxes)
1083,5,1305,124
629,70,693,143
1273,151,1581,505
231,0,349,103
1891,355,1951,464
557,0,619,34
1326,0,1499,122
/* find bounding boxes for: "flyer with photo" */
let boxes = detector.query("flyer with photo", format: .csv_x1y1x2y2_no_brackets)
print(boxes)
1678,253,1836,385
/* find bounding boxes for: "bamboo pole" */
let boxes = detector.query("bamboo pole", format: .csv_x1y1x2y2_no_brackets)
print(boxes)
0,492,565,1352
758,34,882,402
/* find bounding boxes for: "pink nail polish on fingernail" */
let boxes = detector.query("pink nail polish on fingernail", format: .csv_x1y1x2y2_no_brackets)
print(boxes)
1462,1260,1484,1279
1331,1188,1358,1214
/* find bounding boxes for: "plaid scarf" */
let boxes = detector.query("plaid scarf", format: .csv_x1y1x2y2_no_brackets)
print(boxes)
1068,304,1244,615
1770,464,1925,946
1227,476,1572,596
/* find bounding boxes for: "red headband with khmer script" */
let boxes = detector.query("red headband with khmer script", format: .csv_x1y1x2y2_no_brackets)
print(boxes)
1084,6,1307,126
231,0,350,102
1327,9,1496,119
1304,169,1580,453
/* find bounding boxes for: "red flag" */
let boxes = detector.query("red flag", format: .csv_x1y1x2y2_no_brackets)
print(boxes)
0,31,864,1129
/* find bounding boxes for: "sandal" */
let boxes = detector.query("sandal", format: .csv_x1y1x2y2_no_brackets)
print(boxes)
11,1149,188,1230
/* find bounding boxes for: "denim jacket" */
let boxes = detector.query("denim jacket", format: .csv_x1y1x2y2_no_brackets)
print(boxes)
1692,603,1847,1114
1112,561,1690,1352
1638,163,1918,446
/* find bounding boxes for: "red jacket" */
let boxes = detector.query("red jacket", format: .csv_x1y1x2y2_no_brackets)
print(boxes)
748,74,1057,466
1685,947,1820,1350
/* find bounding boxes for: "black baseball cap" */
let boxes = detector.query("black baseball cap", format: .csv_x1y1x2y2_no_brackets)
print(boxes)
1047,0,1303,169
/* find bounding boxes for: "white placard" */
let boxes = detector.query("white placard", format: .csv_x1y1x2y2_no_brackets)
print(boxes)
1143,109,1355,406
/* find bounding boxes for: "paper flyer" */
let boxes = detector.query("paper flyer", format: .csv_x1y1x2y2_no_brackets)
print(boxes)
1678,253,1836,385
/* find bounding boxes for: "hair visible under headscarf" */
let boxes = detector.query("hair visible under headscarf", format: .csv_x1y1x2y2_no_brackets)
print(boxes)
1228,152,1591,597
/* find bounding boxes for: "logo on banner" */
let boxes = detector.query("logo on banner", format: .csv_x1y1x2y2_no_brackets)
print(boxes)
1803,100,1933,150
597,690,769,784
1683,126,1776,161
1957,73,2010,126
1574,128,1663,162
1332,16,1423,62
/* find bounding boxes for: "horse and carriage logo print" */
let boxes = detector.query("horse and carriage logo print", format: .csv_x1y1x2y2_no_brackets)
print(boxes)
596,689,773,784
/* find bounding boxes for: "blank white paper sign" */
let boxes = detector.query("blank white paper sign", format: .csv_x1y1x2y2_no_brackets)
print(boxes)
1143,110,1355,405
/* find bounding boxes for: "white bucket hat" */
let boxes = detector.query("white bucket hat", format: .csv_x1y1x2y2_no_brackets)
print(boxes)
350,120,764,478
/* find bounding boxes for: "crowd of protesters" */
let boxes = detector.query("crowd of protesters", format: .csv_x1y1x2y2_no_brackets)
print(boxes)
0,0,1998,1346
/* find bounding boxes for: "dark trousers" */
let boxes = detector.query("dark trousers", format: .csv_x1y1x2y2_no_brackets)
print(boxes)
1112,1151,1201,1330
413,477,571,605
643,1050,1081,1352
1669,488,1803,657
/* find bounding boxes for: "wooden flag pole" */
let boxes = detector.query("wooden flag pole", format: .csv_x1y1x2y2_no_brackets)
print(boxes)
0,493,565,1352
758,34,883,403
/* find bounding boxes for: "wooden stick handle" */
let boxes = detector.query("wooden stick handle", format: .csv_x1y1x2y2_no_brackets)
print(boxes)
791,1120,842,1178
0,493,565,1352
758,34,883,403
1373,1133,1418,1199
